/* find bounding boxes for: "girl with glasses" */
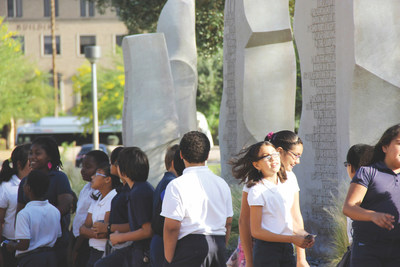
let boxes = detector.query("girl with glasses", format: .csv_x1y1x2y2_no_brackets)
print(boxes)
231,140,314,267
343,124,400,266
79,162,121,267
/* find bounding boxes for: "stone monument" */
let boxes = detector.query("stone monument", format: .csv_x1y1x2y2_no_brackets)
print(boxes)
157,0,198,136
122,33,180,185
220,0,296,182
294,0,400,255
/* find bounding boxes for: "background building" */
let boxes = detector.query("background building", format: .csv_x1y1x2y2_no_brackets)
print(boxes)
0,0,128,112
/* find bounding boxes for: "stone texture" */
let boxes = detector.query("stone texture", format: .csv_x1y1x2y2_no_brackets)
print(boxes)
294,0,400,256
122,33,180,185
220,0,296,182
157,0,198,136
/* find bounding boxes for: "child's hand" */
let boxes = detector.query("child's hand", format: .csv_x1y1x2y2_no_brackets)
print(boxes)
109,231,121,245
92,221,107,234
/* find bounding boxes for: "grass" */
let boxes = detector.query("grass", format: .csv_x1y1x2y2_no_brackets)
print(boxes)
323,183,350,267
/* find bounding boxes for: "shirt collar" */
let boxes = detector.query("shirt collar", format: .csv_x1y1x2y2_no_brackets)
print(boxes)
374,161,399,175
10,175,21,186
182,166,209,174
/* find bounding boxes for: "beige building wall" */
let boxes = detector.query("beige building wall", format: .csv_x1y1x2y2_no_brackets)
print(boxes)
0,0,128,112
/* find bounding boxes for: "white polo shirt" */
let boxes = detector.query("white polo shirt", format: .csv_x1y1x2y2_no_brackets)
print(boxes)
0,175,21,240
72,183,98,237
161,166,233,240
15,200,61,256
247,171,299,235
88,189,117,251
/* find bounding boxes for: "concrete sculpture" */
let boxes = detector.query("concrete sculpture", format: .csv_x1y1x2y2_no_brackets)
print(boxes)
157,0,198,136
122,34,180,185
220,0,296,182
294,0,400,255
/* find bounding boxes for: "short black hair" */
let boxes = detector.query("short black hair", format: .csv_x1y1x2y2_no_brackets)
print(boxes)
346,144,374,170
110,146,124,165
117,147,149,182
26,170,50,199
173,148,185,176
165,144,179,170
85,150,109,166
179,131,210,163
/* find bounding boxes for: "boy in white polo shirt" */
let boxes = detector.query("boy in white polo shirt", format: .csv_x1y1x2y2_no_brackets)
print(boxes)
6,170,61,267
161,131,233,267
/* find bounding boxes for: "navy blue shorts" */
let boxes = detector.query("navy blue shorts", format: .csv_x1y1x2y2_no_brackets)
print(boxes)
253,239,295,267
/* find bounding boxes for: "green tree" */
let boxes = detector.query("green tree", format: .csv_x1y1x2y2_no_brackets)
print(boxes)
0,18,54,146
72,47,124,126
92,0,224,56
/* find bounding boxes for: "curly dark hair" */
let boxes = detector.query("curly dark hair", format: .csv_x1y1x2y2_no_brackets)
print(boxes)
230,141,287,188
179,131,210,163
26,170,50,199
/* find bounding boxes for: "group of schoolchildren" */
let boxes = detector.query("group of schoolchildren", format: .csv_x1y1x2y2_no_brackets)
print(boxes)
0,124,398,267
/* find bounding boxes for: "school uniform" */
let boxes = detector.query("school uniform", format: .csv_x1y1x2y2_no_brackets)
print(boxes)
161,166,233,267
247,171,299,267
95,181,154,267
150,171,177,267
86,189,117,267
71,182,98,267
350,162,400,267
15,200,61,267
0,175,21,266
18,170,73,267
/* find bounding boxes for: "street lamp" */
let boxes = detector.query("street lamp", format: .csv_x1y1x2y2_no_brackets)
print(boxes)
84,46,101,150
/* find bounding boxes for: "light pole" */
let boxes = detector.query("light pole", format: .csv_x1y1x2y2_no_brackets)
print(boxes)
84,46,101,150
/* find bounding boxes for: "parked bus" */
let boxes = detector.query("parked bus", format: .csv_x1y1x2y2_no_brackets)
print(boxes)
16,116,122,146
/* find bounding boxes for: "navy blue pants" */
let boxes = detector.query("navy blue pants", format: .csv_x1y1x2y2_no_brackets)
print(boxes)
164,234,226,267
17,250,57,267
86,247,104,267
253,239,295,267
351,238,400,267
150,234,164,267
94,246,149,267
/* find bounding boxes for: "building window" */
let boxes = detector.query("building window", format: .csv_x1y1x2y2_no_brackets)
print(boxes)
7,0,23,17
80,0,95,17
44,0,59,17
116,35,124,47
80,35,96,55
44,35,61,55
12,35,25,53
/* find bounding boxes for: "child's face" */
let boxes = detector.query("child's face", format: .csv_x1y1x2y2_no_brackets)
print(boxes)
253,144,281,177
91,169,109,190
383,133,400,171
28,144,51,171
81,156,97,182
279,144,303,172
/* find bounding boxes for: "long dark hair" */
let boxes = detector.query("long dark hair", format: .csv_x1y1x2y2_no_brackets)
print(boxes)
265,130,303,151
0,143,31,184
230,141,287,188
32,136,62,170
371,124,400,164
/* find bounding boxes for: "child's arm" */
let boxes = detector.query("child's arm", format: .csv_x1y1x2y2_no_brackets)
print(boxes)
291,192,313,267
6,239,29,252
92,222,130,236
250,206,308,248
225,217,233,245
109,221,152,245
79,213,96,239
56,193,74,216
163,218,181,263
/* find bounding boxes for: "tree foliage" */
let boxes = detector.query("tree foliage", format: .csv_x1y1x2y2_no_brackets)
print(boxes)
72,47,124,126
91,0,224,56
0,18,53,128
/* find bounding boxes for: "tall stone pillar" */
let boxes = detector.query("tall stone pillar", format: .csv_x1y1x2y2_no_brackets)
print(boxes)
220,0,296,182
294,0,400,255
122,34,180,185
157,0,198,136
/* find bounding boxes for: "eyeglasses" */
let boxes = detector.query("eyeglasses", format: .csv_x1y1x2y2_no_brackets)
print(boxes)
286,150,301,159
95,172,107,177
343,162,351,168
258,152,280,162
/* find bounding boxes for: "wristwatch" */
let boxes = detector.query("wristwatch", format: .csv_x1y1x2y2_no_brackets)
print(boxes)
107,223,112,237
